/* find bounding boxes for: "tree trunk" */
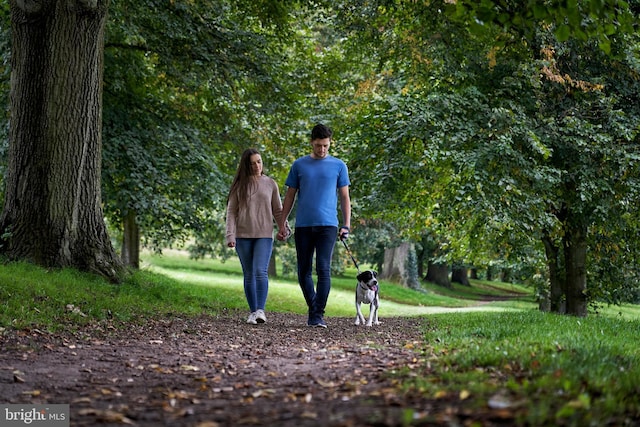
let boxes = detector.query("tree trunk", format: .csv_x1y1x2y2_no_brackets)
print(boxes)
542,233,565,313
381,242,411,286
451,263,470,286
563,222,588,316
1,0,123,282
415,241,426,279
268,252,277,277
486,266,494,281
425,262,451,288
122,210,140,269
500,268,513,283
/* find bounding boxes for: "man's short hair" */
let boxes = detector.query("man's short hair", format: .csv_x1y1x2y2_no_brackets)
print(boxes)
311,123,332,140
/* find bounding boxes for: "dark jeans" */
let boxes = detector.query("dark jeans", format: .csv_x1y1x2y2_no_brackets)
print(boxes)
294,226,337,321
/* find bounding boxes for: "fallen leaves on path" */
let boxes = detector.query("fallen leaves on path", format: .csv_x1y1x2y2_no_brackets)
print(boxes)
0,312,519,426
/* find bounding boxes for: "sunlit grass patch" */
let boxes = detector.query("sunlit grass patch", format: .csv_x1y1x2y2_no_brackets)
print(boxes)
0,261,223,330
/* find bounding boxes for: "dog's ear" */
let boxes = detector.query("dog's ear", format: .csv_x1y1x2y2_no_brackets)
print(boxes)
357,270,374,281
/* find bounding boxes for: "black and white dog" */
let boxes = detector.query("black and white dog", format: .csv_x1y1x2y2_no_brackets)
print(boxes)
355,270,380,326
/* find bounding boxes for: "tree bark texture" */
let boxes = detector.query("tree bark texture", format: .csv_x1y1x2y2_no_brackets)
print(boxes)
563,222,588,317
542,233,565,313
451,263,470,286
425,262,451,288
381,242,412,286
1,0,123,281
268,252,277,277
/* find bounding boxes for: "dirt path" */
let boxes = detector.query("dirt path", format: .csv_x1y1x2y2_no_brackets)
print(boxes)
0,311,456,427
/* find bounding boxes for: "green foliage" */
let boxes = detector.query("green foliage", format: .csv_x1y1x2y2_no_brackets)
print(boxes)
338,220,394,272
334,0,640,307
442,0,637,54
409,311,640,425
102,0,312,252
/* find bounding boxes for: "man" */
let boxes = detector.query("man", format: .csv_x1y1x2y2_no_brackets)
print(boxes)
277,123,351,328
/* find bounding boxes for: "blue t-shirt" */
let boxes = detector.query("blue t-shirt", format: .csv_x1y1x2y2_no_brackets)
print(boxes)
285,155,350,227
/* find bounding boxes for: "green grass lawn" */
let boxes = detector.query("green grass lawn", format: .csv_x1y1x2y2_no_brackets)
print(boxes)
2,249,638,327
1,251,640,425
146,249,535,317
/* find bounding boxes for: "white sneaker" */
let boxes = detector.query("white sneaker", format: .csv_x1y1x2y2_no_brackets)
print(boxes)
255,309,267,324
246,312,257,325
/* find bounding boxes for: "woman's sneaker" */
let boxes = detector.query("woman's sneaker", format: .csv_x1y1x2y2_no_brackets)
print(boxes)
246,312,257,325
255,309,267,324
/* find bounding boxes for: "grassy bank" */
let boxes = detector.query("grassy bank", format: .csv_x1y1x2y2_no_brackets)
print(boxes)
414,311,640,425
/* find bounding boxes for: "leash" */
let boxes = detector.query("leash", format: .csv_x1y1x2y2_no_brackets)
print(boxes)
341,238,361,274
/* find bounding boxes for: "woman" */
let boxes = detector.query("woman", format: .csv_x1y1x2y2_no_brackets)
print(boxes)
226,148,286,324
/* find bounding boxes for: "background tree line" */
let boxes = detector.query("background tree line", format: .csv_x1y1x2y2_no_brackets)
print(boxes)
0,0,638,316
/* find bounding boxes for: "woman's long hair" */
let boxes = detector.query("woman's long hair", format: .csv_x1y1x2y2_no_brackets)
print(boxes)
228,148,263,213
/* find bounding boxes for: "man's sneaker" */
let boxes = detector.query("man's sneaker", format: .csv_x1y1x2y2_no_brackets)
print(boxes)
315,318,327,328
246,312,257,325
307,317,327,328
255,309,267,324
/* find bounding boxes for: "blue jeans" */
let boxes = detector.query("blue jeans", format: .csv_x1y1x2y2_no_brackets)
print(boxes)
294,226,337,321
235,238,273,312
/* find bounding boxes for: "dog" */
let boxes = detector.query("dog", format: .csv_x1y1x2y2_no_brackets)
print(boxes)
355,270,380,326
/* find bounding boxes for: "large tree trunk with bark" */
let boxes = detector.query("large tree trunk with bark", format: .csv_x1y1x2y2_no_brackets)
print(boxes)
1,0,123,281
381,243,412,286
268,252,277,277
563,222,588,316
415,240,427,279
425,261,451,288
451,262,470,286
542,232,565,313
486,266,494,281
122,210,140,269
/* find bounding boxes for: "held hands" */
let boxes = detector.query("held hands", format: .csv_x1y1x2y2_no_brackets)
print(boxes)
276,224,349,241
277,221,292,241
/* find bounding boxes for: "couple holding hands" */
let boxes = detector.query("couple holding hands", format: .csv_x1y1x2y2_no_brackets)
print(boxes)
225,124,351,328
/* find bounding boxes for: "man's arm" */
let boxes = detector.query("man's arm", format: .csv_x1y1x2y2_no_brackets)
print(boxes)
338,185,351,239
277,187,297,240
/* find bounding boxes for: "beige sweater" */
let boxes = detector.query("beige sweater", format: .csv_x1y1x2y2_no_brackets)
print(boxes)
225,175,283,244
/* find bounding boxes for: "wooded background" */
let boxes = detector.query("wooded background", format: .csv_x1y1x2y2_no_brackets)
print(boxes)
0,0,638,316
